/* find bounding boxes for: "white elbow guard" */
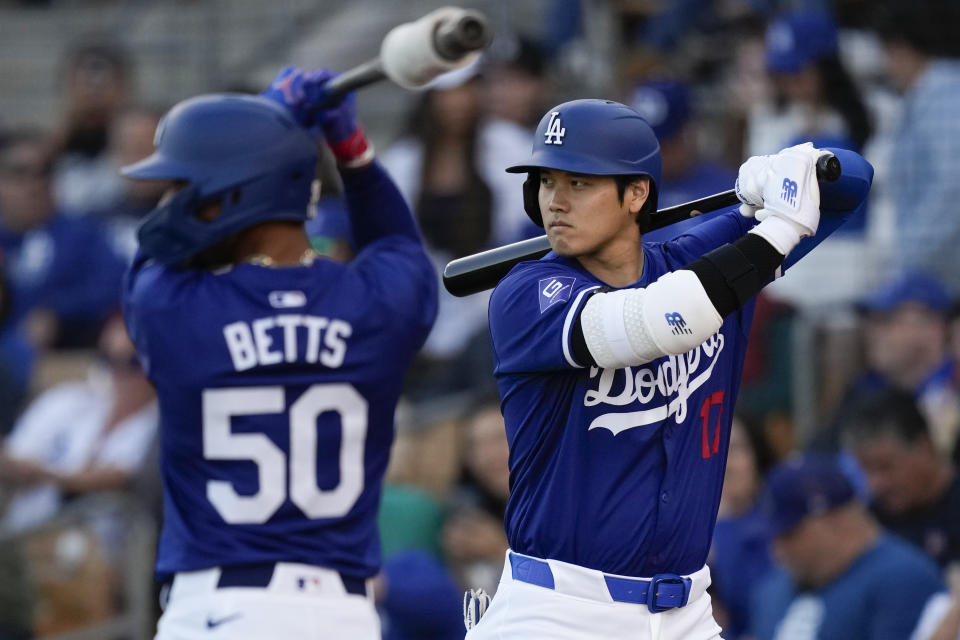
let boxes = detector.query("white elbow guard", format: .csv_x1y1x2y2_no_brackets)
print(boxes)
579,270,723,368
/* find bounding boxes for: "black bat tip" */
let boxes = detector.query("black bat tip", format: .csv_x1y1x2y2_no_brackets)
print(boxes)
816,154,842,182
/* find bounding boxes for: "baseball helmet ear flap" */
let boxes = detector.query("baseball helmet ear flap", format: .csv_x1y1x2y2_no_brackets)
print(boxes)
522,171,542,227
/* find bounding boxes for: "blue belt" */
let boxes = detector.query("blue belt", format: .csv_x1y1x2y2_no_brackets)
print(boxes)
216,562,368,596
508,553,691,613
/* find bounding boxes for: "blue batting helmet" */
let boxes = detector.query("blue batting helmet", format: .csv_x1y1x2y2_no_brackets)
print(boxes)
122,93,318,265
506,99,661,226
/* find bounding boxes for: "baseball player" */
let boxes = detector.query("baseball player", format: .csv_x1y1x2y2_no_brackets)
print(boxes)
120,68,437,639
466,99,870,639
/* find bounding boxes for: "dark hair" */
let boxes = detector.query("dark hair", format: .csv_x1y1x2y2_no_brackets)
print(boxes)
815,55,873,151
735,409,777,476
842,387,931,447
406,80,494,256
614,175,657,231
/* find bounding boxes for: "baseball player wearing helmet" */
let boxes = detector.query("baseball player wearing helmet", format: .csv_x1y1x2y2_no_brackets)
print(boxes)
466,99,872,639
121,68,437,639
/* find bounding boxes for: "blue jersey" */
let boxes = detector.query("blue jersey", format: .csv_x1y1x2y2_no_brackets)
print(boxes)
750,534,943,640
123,163,437,581
488,210,849,577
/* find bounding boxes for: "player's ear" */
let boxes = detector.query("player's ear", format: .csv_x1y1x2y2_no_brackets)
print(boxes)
626,178,649,216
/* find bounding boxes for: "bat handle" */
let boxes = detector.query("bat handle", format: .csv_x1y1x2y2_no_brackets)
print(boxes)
321,60,386,102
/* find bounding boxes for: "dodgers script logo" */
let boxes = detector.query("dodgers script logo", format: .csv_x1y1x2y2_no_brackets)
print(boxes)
544,112,566,145
538,276,574,312
781,178,798,207
583,331,726,435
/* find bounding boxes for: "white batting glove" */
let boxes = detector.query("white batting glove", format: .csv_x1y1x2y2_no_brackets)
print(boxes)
747,142,828,254
735,154,773,218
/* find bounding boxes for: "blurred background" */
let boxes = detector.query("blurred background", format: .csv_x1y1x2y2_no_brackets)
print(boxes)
1,0,959,639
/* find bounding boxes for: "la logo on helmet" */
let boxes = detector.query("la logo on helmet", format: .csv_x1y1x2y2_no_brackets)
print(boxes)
544,111,565,145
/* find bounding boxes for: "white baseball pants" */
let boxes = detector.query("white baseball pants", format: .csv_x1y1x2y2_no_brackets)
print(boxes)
466,551,723,640
154,562,380,640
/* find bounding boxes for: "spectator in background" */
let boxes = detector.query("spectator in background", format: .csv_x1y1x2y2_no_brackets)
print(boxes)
443,395,511,596
746,10,871,158
709,412,775,640
48,42,132,215
478,34,550,246
0,132,127,349
629,78,736,211
629,77,738,242
91,106,166,259
871,0,960,292
750,453,943,640
48,43,132,214
381,72,492,260
380,72,495,400
0,313,157,534
842,388,960,569
812,271,959,454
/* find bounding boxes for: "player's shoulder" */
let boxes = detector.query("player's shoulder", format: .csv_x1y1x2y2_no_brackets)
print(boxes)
125,261,200,312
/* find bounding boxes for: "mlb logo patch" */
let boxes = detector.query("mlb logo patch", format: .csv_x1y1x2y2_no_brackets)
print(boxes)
269,290,307,309
539,276,575,312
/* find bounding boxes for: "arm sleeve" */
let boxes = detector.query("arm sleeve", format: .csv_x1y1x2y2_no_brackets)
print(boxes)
571,233,782,369
340,160,422,248
659,209,756,265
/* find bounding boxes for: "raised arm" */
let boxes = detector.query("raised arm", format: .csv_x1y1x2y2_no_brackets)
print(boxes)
261,67,421,249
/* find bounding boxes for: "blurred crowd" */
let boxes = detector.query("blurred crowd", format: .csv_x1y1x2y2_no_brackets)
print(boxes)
2,0,960,638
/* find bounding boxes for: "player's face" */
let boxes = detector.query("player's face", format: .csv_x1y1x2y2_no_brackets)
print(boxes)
539,170,645,259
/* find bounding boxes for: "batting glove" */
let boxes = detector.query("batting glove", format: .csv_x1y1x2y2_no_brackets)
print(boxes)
748,142,828,255
735,154,773,218
262,66,374,168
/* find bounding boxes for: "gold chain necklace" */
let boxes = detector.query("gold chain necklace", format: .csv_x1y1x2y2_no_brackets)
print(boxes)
247,248,318,267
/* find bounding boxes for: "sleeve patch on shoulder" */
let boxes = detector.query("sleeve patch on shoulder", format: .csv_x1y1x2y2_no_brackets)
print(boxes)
538,276,575,313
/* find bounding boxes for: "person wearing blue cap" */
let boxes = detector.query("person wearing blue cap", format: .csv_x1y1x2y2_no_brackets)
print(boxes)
813,270,960,455
750,453,943,640
629,78,736,240
746,10,872,158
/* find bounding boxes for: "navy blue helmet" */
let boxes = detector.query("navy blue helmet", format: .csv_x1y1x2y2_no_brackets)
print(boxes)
123,93,318,265
506,99,661,227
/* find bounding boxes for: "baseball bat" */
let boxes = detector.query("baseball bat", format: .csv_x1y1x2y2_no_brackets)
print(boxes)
320,8,491,104
442,154,842,297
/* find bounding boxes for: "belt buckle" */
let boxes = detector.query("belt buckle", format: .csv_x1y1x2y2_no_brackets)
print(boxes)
646,573,690,613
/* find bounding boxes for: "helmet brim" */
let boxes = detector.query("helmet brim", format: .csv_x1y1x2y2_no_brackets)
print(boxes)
506,147,658,177
121,153,194,181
